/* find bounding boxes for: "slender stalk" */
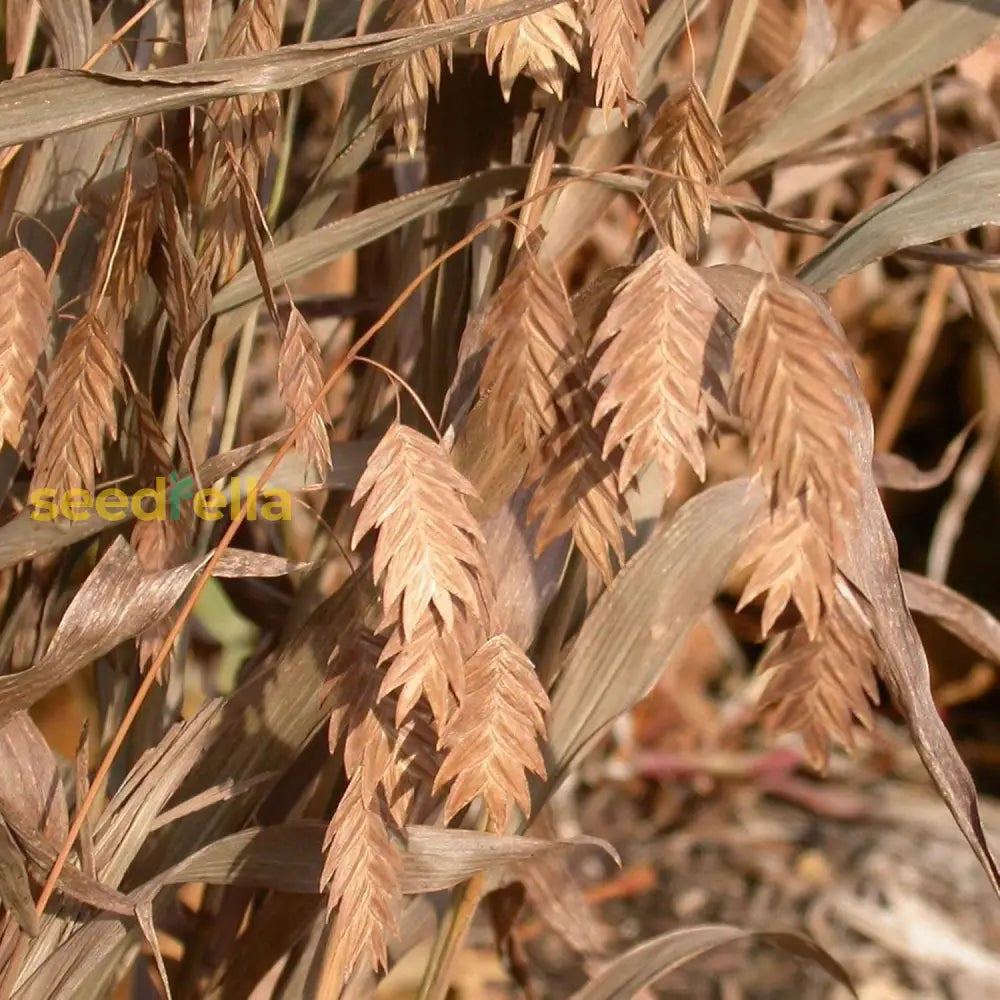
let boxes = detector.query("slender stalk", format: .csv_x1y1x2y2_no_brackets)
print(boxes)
268,0,322,227
704,0,759,120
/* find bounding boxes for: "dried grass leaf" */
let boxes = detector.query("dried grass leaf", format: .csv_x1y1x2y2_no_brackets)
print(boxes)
372,0,455,155
31,314,123,496
37,0,91,69
0,713,68,847
471,0,582,99
0,249,51,454
545,479,762,795
800,141,1000,292
569,924,856,1000
143,821,610,895
434,634,549,830
351,424,488,637
0,1,565,150
589,0,648,114
642,80,723,257
0,539,297,724
0,813,37,937
278,308,332,478
902,571,1000,665
589,248,718,490
720,0,835,160
725,0,1000,181
183,0,212,63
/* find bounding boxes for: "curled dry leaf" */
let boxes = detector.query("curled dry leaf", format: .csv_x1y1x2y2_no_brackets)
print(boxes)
872,419,976,493
143,821,613,896
434,633,550,830
471,0,582,99
569,923,856,1000
372,0,455,155
902,570,1000,666
351,423,489,638
31,314,123,497
589,247,718,491
0,713,68,847
479,238,578,453
642,80,723,257
0,538,304,725
589,0,648,115
0,249,51,454
278,308,332,479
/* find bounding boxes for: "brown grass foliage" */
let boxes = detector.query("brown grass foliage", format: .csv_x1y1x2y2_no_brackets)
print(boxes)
2,1,1000,997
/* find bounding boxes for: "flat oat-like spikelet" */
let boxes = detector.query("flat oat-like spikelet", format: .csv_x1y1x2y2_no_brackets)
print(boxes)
469,0,582,99
527,405,633,584
377,613,467,729
733,275,863,556
479,241,578,453
200,0,280,281
734,499,835,640
151,155,210,375
321,778,404,982
0,249,51,454
588,0,648,115
589,247,718,491
32,315,122,496
372,0,454,155
757,579,880,771
351,424,488,638
89,170,159,330
327,628,441,822
642,80,723,257
434,634,549,830
278,308,332,478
